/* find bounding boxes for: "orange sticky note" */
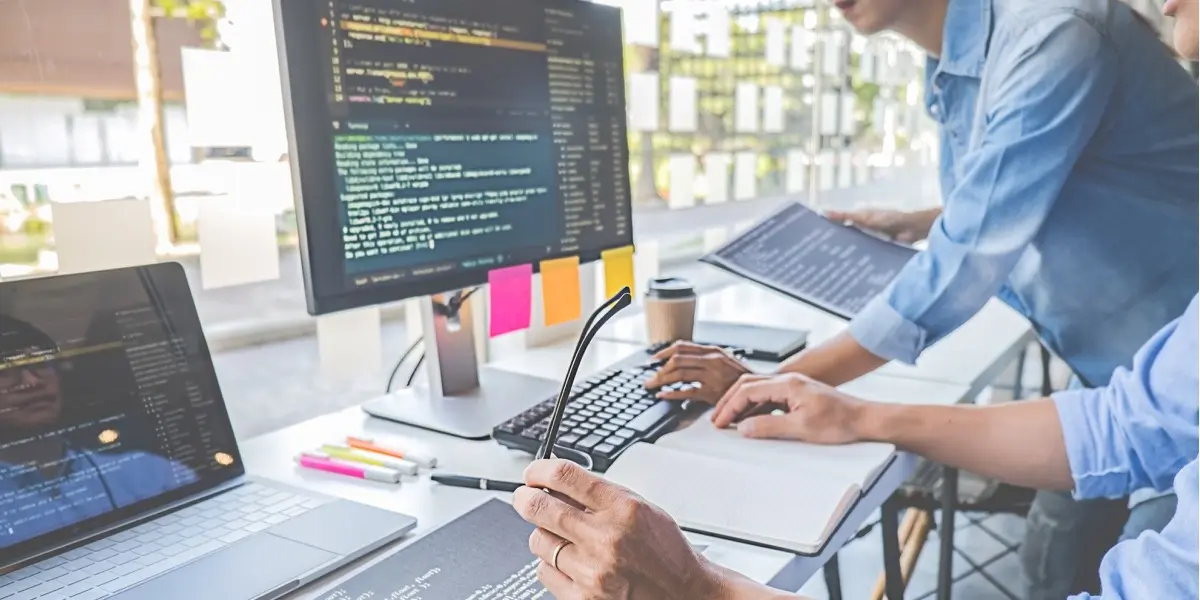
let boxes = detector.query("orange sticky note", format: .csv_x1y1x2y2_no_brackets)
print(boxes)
601,245,635,298
540,256,582,326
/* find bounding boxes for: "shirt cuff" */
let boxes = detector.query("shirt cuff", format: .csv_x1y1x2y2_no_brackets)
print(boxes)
1053,389,1127,500
848,296,929,365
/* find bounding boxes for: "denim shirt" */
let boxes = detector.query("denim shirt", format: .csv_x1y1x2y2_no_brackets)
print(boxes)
1054,295,1199,598
849,0,1199,386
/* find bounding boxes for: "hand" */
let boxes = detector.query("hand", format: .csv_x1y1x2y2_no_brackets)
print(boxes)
645,342,752,404
711,373,867,444
513,460,729,600
824,208,940,244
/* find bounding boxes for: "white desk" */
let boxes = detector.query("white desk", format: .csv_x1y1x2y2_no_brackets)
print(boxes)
240,338,972,597
605,282,1037,397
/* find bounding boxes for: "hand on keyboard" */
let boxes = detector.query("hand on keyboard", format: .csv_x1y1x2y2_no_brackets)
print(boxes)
644,341,752,405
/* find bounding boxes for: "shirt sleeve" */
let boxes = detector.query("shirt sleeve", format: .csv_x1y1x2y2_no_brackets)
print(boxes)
1053,297,1199,500
849,17,1118,363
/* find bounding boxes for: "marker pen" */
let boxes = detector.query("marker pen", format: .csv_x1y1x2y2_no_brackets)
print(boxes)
320,444,419,476
346,436,438,468
295,453,401,483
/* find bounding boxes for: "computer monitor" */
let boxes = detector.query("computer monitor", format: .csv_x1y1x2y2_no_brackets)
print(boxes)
274,0,633,316
274,0,634,438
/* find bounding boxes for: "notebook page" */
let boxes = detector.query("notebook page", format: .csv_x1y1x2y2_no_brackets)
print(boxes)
605,443,859,554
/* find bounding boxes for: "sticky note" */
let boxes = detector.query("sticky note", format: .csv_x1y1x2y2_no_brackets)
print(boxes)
765,19,787,67
820,91,840,135
764,86,785,133
734,152,757,201
823,31,846,77
629,73,660,132
669,76,698,133
841,94,857,136
735,83,760,133
634,241,660,296
670,6,702,54
540,256,582,326
786,150,809,194
601,245,635,298
791,26,813,70
623,0,659,47
317,306,382,379
818,153,837,191
668,154,697,209
52,198,157,275
198,196,281,289
488,264,533,337
707,10,731,58
705,152,731,205
839,151,854,189
859,44,877,83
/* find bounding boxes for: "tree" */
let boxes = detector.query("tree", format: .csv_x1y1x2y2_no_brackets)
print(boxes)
128,0,224,251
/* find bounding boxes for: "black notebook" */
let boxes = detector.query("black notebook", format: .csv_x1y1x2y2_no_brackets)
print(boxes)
702,202,917,320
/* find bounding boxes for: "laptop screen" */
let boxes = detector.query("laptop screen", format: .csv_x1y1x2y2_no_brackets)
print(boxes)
0,264,243,563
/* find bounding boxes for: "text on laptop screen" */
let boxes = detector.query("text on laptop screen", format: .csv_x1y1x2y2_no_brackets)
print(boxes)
0,265,242,553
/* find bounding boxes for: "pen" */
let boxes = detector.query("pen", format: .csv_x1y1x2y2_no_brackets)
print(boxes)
431,474,522,493
321,444,419,476
296,453,401,483
346,436,438,469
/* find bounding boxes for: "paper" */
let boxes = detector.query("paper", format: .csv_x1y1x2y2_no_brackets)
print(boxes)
841,94,857,136
786,150,808,194
818,153,836,191
487,264,533,337
198,196,281,289
628,72,660,132
317,306,382,378
669,6,702,54
540,256,582,326
707,9,732,58
601,245,635,298
51,199,157,275
763,86,785,133
859,44,877,83
735,83,760,133
704,152,731,204
634,240,660,297
622,0,659,47
822,31,845,77
765,18,787,66
791,26,813,70
734,152,757,201
838,151,854,189
668,154,697,209
819,91,840,135
668,76,698,132
182,48,253,148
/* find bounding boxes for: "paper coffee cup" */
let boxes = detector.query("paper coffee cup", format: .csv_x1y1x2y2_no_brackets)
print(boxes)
644,277,697,345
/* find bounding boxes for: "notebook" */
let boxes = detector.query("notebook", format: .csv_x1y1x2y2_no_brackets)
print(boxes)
604,411,895,555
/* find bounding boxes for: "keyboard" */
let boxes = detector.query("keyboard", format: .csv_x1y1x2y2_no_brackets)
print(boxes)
492,353,703,472
0,483,327,600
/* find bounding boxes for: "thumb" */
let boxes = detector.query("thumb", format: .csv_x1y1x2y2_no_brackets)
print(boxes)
737,414,801,440
824,210,850,222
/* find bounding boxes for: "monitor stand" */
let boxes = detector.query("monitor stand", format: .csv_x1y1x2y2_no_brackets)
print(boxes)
362,291,557,439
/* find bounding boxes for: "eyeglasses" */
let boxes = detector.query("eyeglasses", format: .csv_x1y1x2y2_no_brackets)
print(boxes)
0,362,57,395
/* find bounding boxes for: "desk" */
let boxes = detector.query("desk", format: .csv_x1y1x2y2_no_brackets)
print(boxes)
239,338,972,598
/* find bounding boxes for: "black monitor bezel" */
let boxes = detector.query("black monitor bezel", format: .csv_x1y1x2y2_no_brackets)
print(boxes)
0,263,246,569
274,0,634,315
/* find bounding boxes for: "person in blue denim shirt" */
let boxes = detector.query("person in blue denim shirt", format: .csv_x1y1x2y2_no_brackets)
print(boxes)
649,0,1199,596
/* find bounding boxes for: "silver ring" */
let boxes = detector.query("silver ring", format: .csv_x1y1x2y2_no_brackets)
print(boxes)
551,539,572,571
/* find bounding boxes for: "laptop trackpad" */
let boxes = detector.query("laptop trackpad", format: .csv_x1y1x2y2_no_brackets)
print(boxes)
109,534,335,600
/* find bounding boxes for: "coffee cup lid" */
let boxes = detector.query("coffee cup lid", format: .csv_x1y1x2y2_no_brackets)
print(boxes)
646,277,695,299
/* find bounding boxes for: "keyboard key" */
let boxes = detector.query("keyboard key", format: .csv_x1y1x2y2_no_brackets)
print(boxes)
302,498,325,509
109,563,139,578
60,549,90,561
61,559,92,572
575,434,604,452
599,423,619,433
68,589,109,600
33,567,67,581
0,578,40,596
616,428,636,438
82,562,114,576
135,554,165,567
83,538,115,551
88,571,120,587
112,541,138,554
109,554,138,567
37,557,67,569
219,530,251,544
159,544,189,557
555,433,581,448
283,506,308,517
182,536,212,548
132,543,162,557
594,443,618,458
26,581,64,596
626,401,674,433
265,515,288,525
54,571,88,587
244,522,270,533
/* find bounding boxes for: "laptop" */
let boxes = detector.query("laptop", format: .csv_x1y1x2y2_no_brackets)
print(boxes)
0,263,417,600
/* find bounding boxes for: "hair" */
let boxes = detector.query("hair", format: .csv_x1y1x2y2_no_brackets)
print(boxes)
0,315,58,365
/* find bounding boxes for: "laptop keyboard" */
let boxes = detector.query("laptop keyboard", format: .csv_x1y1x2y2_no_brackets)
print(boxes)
0,483,327,600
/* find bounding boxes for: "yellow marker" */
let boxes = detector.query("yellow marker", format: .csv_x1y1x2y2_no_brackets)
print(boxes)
601,245,635,298
539,256,582,326
320,444,418,476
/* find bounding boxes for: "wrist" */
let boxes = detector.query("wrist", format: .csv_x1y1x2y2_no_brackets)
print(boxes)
850,399,895,443
700,562,803,600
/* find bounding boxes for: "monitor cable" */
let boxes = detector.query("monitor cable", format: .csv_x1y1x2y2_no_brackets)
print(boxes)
383,287,480,394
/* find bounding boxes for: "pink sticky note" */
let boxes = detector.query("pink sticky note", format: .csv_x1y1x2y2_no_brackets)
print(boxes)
488,264,533,337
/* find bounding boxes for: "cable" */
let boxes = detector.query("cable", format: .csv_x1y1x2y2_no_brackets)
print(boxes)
78,447,119,511
385,287,480,393
405,354,426,388
385,336,425,393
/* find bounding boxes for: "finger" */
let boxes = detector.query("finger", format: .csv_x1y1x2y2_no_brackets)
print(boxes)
523,459,615,510
712,377,784,428
824,210,848,222
655,386,719,404
652,341,721,361
711,374,769,424
646,354,716,387
737,414,803,440
513,484,592,543
537,560,578,599
529,528,589,582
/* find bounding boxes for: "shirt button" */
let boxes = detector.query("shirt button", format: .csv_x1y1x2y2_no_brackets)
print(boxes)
929,104,940,117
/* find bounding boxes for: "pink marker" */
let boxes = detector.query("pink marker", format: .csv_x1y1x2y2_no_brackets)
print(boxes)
295,454,399,483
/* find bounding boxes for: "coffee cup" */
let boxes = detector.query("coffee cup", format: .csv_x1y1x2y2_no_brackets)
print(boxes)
644,277,697,345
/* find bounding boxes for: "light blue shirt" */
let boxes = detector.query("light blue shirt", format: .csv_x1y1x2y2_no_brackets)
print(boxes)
1054,296,1199,599
849,0,1199,387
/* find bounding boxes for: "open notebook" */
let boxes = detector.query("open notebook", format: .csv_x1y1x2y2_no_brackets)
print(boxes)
604,411,895,555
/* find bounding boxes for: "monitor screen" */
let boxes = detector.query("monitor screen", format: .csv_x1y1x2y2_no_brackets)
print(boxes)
0,265,243,563
277,0,634,314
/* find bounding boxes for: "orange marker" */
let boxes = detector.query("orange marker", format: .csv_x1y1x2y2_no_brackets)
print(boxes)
346,437,437,469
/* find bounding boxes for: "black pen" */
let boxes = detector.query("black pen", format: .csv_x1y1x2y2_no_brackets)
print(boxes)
432,473,522,493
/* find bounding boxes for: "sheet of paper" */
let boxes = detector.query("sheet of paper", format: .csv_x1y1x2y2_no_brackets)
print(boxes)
52,199,157,275
841,94,857,136
622,0,659,47
704,152,731,205
707,9,732,58
734,151,757,201
668,76,698,132
668,154,697,209
670,6,702,54
822,30,845,77
317,306,382,379
859,44,877,83
198,196,281,289
765,18,787,66
786,149,808,194
488,264,533,337
818,153,836,191
791,26,813,70
819,91,839,135
182,48,253,148
628,72,660,132
634,240,660,299
540,256,582,326
763,86,785,133
601,245,635,298
735,83,760,133
838,151,854,189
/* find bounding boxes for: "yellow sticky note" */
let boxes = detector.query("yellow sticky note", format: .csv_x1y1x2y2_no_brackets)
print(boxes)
601,245,636,298
540,256,582,326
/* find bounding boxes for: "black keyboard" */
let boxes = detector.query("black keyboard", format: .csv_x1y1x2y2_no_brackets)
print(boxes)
492,354,697,472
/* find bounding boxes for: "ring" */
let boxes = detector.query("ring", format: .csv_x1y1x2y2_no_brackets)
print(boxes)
551,539,572,570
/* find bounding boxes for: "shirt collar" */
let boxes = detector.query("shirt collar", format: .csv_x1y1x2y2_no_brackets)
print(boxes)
934,0,993,78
